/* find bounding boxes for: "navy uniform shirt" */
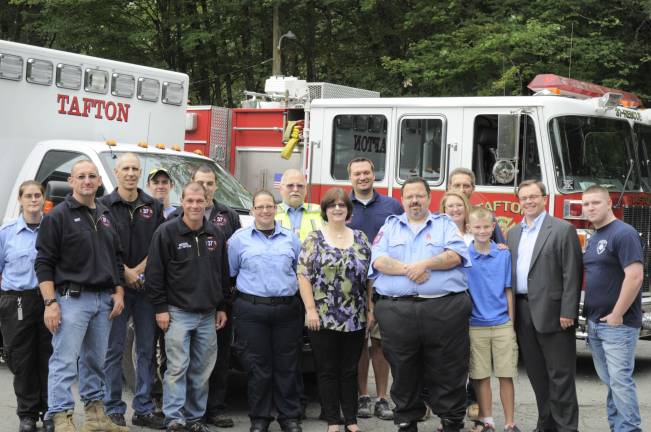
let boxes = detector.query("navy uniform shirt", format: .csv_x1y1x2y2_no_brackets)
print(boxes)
228,222,301,297
0,215,40,291
348,190,403,244
583,219,644,328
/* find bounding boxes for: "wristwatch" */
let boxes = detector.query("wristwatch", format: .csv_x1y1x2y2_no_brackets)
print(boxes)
44,298,57,307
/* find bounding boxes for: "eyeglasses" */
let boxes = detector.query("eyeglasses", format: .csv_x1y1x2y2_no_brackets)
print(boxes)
253,205,275,211
327,202,346,209
284,183,305,190
73,174,99,180
518,194,544,202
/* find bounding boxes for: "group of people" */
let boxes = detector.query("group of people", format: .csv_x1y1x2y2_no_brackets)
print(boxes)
0,155,645,432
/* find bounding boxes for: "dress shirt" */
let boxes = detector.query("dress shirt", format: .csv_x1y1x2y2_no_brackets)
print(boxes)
286,204,304,231
516,211,546,294
0,215,40,291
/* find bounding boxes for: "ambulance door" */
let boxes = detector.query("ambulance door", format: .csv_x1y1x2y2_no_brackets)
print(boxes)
393,108,462,204
461,107,546,232
312,107,393,203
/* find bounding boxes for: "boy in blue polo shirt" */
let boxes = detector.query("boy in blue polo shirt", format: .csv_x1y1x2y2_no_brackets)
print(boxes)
466,207,519,432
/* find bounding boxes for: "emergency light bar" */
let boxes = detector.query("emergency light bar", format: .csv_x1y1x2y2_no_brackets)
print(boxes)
0,53,22,80
528,74,642,108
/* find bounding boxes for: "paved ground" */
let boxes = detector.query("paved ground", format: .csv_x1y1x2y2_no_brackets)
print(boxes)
0,340,649,431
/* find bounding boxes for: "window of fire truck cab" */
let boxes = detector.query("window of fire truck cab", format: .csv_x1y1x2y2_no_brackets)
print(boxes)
397,117,444,183
331,114,387,181
635,123,651,190
472,115,541,186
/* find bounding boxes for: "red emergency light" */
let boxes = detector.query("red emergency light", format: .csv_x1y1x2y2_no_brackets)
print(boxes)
527,74,643,108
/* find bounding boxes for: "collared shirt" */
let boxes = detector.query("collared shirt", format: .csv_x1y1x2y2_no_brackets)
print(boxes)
466,241,512,326
348,190,403,243
286,204,304,231
516,211,546,294
0,215,40,291
228,222,301,297
370,212,470,297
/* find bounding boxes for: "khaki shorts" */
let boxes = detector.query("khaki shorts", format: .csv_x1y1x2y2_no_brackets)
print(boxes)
469,321,518,379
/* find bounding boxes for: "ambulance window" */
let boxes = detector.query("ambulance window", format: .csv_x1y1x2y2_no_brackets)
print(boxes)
472,115,541,186
331,114,387,180
398,118,444,182
35,151,91,191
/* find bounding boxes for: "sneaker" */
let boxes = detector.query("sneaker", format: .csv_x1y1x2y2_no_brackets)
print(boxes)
132,412,166,429
167,421,188,432
187,421,211,432
108,413,127,427
477,422,495,432
357,395,373,418
503,426,521,432
205,414,234,427
374,398,394,420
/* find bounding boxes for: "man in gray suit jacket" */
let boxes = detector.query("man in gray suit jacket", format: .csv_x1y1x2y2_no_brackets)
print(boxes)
507,180,582,432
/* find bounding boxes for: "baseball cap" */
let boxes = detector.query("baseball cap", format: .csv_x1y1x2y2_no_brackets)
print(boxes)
147,168,171,181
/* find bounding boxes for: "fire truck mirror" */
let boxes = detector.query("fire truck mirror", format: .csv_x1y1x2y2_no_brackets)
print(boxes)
491,160,516,184
496,114,520,160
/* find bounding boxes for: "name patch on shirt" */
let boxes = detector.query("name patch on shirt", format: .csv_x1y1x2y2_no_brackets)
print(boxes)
138,206,154,220
177,241,192,250
205,236,218,251
73,217,81,223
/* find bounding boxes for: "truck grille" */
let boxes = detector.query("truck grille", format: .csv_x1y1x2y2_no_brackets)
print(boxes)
623,205,651,293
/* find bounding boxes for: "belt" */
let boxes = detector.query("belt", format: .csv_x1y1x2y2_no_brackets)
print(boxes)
515,294,528,301
374,291,463,302
0,288,41,297
236,291,295,305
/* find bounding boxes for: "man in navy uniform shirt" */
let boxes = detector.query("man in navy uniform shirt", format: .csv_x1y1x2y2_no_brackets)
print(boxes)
582,185,644,432
346,157,402,422
370,177,471,432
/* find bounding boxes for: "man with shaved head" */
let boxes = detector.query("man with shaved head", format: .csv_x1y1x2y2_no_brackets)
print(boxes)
35,160,128,432
99,153,166,429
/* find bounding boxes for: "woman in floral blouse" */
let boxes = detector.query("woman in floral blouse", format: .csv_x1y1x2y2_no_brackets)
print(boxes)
298,187,372,432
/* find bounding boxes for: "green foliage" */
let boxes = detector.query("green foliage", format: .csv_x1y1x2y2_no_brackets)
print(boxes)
2,0,651,105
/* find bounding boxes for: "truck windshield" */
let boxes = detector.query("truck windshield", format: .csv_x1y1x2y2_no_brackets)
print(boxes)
99,152,252,210
635,123,651,190
549,116,647,193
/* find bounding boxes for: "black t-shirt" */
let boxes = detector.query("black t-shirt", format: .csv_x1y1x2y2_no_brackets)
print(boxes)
583,219,644,328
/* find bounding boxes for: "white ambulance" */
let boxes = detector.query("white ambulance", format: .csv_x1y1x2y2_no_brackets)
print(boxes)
0,39,252,224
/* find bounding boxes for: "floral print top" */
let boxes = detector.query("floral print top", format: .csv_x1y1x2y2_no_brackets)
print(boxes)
298,229,371,332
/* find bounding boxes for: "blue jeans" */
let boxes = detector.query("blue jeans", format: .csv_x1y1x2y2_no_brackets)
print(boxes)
587,320,641,432
104,289,156,415
163,306,218,426
47,290,113,417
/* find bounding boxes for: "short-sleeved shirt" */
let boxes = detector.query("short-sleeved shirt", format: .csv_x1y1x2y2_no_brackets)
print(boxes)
0,215,40,291
348,191,403,243
583,219,644,328
297,230,371,332
228,223,301,297
466,241,512,327
369,212,470,297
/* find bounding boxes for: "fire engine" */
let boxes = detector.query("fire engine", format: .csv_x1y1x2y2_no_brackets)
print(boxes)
0,39,252,225
186,74,651,338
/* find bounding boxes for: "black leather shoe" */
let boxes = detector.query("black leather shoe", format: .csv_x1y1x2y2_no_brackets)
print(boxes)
250,420,269,432
42,418,54,432
281,419,302,432
18,418,36,432
397,422,417,432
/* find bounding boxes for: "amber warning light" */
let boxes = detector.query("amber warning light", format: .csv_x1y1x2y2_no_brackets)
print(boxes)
528,74,642,108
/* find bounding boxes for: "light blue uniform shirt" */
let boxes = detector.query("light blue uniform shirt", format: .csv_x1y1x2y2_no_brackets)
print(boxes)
516,211,546,294
228,222,302,297
0,215,40,291
369,212,470,296
286,204,303,231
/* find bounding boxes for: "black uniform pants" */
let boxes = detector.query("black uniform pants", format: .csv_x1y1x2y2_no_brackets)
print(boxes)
206,303,233,416
309,328,365,426
0,290,52,419
515,297,578,432
233,296,303,423
375,292,472,431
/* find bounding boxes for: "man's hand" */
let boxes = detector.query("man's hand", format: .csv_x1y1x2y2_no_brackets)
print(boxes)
560,316,575,330
44,302,61,333
305,308,320,331
366,310,377,336
497,243,509,250
124,266,142,290
215,311,228,330
156,312,170,332
109,289,125,320
600,313,623,327
405,261,429,283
